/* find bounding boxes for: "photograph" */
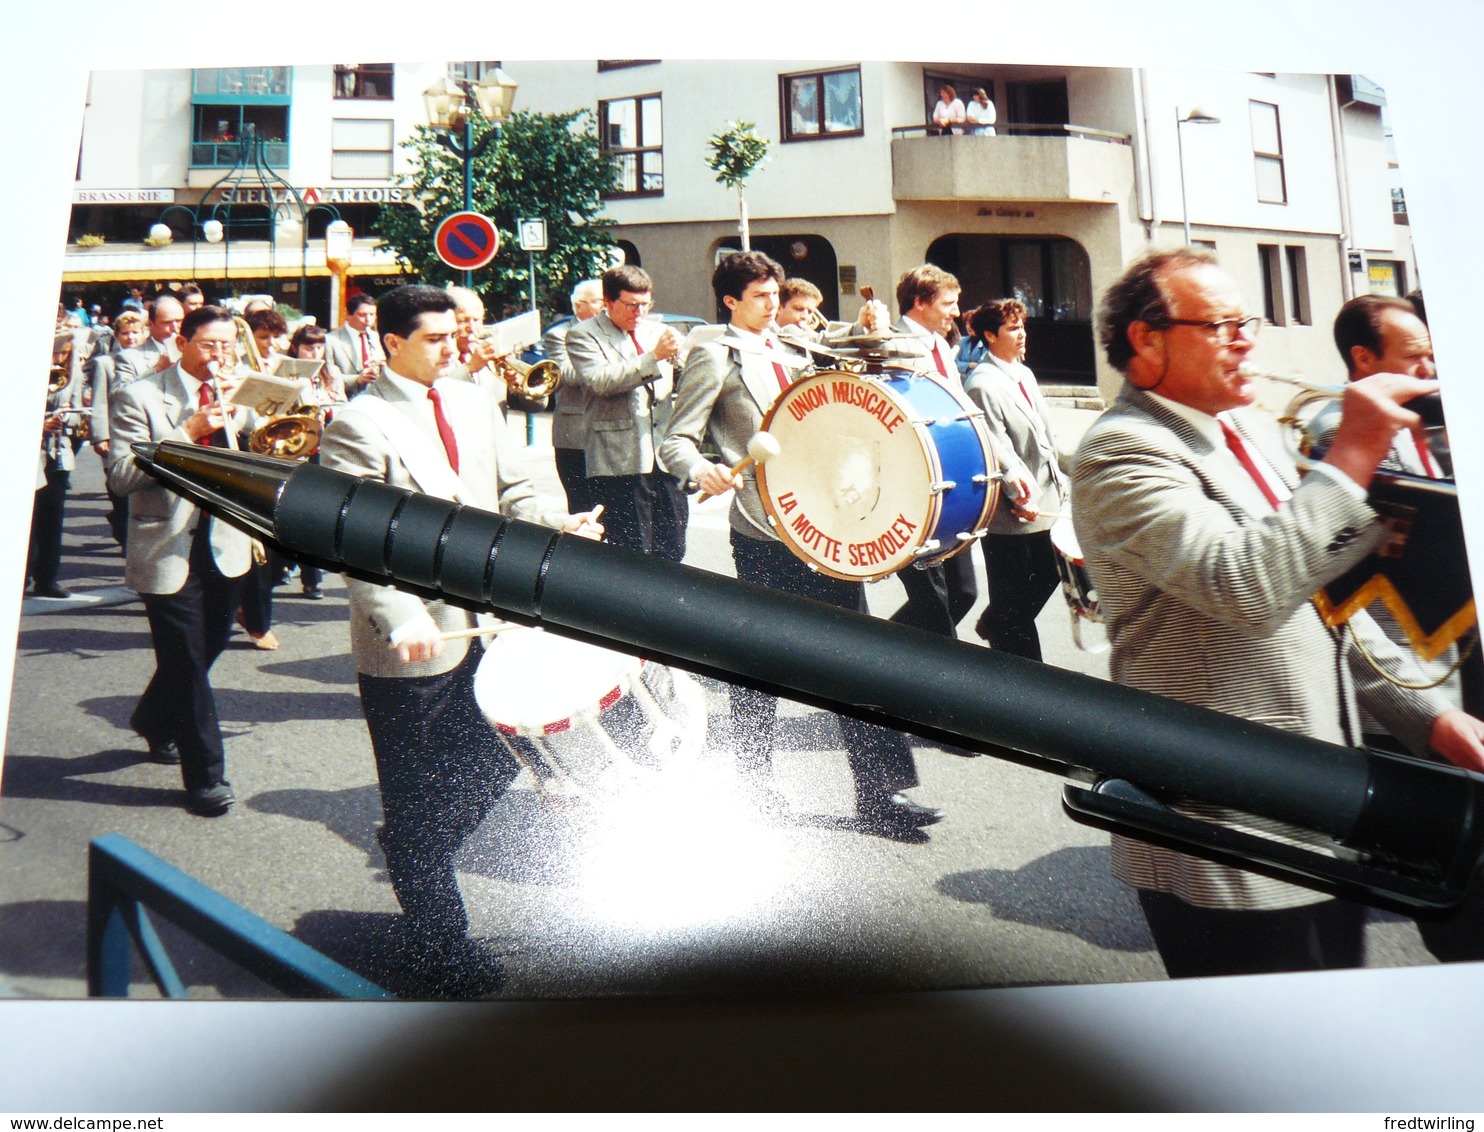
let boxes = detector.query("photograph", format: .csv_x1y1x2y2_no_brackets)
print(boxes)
3,2,1484,1112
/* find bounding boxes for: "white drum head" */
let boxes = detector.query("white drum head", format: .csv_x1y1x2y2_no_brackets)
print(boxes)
758,372,938,581
474,628,642,735
1049,516,1085,565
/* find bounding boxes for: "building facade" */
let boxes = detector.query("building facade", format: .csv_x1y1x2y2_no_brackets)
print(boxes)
63,59,1413,394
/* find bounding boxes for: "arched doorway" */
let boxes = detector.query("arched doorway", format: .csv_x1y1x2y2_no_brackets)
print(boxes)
711,234,840,323
927,234,1095,385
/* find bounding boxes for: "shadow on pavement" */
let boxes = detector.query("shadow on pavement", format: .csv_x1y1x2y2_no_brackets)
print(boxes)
0,748,185,810
937,844,1156,952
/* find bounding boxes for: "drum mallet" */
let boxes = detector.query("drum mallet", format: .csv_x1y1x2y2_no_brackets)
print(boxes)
698,431,781,500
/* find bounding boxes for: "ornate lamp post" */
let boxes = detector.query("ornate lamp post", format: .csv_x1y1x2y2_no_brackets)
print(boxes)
422,68,518,288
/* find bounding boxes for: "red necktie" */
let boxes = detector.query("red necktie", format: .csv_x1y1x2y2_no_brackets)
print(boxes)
629,331,644,356
932,341,949,378
428,386,459,473
1220,419,1280,509
1014,373,1035,410
360,331,372,368
1412,432,1439,478
195,381,213,446
765,338,790,392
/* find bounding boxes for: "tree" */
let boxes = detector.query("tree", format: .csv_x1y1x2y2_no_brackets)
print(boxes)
374,108,617,320
706,121,770,252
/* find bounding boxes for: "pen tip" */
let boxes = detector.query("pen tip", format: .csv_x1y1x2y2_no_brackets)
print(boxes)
131,442,158,463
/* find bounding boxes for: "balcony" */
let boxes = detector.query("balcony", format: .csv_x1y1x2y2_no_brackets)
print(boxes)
891,126,1134,205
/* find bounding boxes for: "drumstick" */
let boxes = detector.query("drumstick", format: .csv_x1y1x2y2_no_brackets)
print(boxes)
434,624,523,642
698,431,781,500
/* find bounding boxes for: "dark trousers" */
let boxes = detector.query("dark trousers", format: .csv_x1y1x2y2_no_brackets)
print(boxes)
889,554,977,637
588,471,688,562
237,558,275,636
729,529,918,807
975,529,1061,661
1138,889,1367,979
27,465,69,589
554,446,594,514
358,643,520,942
135,525,248,791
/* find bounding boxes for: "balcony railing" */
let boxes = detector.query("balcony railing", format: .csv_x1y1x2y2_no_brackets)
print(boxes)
891,124,1135,204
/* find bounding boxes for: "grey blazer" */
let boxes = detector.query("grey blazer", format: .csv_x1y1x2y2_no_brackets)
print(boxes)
326,323,384,385
545,320,588,451
660,326,810,540
317,372,570,679
1071,385,1453,908
565,311,674,477
105,364,256,594
963,355,1068,535
110,338,173,390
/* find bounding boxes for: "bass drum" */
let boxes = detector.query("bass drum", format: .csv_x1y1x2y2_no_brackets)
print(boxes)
473,627,707,796
755,369,998,582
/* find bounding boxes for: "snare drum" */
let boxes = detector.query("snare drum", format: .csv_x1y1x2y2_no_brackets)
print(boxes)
756,369,998,581
1049,518,1107,653
473,628,706,794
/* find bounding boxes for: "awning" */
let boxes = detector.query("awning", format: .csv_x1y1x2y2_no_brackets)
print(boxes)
60,239,406,284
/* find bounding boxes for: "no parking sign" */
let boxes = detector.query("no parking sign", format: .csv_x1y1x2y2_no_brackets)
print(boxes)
434,211,500,272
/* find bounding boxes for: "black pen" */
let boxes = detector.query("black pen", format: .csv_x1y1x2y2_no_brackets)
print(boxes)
129,439,1484,910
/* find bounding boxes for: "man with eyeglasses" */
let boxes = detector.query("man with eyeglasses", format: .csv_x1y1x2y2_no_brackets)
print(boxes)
565,264,688,560
106,305,259,817
1072,248,1484,979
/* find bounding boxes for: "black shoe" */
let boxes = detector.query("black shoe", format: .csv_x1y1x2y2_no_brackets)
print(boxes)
185,782,235,816
30,583,72,599
145,739,180,765
301,586,323,600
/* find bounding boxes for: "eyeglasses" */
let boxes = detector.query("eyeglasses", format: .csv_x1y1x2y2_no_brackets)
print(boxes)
614,297,652,313
1158,315,1262,345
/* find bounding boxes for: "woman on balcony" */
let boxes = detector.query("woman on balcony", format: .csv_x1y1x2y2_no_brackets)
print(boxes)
931,85,966,136
967,88,997,136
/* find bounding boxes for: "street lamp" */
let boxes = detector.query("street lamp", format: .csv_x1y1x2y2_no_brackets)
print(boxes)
422,67,518,288
324,218,354,327
1175,105,1220,247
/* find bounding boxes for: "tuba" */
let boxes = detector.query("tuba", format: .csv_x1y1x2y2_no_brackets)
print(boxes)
232,314,325,458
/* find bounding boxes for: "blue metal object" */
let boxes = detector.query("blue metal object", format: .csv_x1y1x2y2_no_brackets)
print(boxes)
87,833,392,999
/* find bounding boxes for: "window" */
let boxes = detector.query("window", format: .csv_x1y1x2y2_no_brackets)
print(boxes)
1258,244,1285,325
448,61,502,83
600,94,663,197
334,64,393,100
332,119,394,179
1285,246,1311,325
193,67,290,98
1368,259,1408,297
1250,100,1287,204
191,105,289,167
191,68,291,167
781,66,863,142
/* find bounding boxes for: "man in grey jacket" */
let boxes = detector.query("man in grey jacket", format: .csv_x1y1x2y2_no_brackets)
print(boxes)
1073,247,1484,977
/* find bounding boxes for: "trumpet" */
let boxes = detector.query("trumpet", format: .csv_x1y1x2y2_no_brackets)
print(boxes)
492,354,562,400
1244,365,1455,495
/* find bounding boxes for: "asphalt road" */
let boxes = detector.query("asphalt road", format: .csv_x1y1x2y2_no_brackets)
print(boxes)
0,407,1437,999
